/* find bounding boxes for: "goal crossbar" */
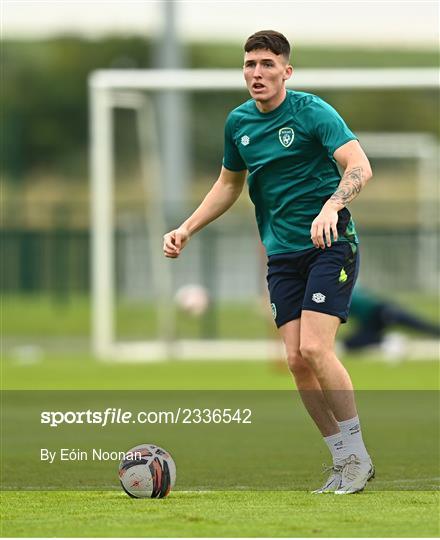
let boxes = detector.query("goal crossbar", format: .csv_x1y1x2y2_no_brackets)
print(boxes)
89,68,439,91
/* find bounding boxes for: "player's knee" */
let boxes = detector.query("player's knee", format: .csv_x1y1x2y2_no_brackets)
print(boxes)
299,342,327,371
286,350,309,376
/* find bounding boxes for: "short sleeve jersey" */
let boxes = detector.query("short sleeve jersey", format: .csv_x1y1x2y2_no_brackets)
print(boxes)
223,90,358,255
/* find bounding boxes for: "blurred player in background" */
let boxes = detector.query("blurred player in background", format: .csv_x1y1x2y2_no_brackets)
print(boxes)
345,285,440,353
164,30,374,494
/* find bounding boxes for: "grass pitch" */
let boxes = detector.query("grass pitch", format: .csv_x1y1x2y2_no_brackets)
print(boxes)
3,354,439,390
1,490,439,537
2,293,439,537
1,355,439,537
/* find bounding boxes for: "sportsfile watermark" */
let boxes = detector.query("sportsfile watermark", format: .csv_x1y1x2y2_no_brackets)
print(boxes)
2,391,439,491
41,407,252,427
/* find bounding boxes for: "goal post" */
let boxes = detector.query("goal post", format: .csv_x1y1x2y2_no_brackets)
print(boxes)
89,68,439,362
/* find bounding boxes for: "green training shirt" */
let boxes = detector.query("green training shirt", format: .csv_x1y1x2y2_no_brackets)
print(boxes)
223,90,358,255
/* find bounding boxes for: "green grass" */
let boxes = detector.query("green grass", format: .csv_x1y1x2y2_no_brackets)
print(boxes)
2,354,439,390
2,294,439,537
3,292,438,339
1,490,439,537
2,354,439,537
2,295,270,339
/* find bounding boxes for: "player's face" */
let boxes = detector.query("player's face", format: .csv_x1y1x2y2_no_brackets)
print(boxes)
243,49,293,110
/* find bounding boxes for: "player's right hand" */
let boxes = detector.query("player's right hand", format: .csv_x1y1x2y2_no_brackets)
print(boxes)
163,227,190,258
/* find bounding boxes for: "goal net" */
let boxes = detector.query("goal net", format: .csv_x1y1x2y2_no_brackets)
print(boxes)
89,68,439,361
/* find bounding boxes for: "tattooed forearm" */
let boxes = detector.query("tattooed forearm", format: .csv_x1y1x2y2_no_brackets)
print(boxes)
329,167,364,207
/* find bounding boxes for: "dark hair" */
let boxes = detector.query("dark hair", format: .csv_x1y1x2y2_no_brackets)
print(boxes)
244,30,291,61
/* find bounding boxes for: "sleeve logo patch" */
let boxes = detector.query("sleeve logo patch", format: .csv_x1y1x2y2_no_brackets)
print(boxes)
312,292,326,303
241,135,250,146
271,302,277,319
279,127,294,148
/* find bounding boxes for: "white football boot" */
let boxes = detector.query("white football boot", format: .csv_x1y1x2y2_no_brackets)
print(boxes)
334,454,375,494
312,464,343,494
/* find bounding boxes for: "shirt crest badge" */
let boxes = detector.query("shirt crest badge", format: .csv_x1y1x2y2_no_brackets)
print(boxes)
278,127,294,148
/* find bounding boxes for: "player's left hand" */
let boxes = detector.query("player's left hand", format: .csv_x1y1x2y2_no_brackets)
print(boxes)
310,202,339,249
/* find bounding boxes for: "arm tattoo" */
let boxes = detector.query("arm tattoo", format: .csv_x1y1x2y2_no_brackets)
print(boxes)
329,167,364,207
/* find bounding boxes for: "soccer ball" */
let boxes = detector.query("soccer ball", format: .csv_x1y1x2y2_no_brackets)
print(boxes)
118,444,176,498
174,284,209,316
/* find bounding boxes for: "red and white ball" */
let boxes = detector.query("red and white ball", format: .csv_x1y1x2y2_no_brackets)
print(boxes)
174,284,209,316
118,444,176,498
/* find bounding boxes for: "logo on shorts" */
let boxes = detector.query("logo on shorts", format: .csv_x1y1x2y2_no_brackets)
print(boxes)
339,268,348,283
271,302,277,320
278,127,294,148
241,135,250,146
312,292,326,304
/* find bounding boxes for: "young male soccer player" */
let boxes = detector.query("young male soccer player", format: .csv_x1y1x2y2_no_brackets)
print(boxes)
163,30,374,494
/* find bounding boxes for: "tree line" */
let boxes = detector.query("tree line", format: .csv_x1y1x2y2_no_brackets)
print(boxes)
2,37,438,182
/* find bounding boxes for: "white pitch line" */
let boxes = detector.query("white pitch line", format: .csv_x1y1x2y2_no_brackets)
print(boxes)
5,481,439,492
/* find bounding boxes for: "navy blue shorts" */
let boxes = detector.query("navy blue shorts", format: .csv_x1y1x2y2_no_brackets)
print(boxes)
266,242,359,328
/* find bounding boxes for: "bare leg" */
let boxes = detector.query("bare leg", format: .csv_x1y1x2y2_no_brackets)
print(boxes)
279,319,339,436
300,310,357,421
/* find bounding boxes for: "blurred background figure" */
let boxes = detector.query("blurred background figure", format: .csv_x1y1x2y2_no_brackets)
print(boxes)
344,285,440,354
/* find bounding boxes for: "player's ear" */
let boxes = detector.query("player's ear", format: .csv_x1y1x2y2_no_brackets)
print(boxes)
283,65,293,81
